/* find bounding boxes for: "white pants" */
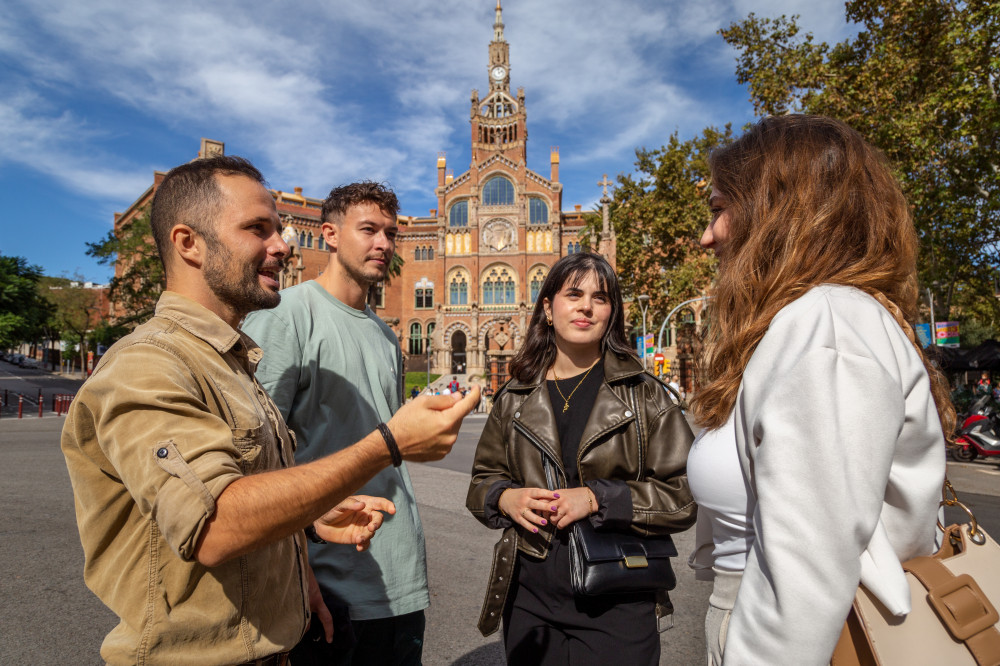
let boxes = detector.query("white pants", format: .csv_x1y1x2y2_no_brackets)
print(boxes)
704,568,743,666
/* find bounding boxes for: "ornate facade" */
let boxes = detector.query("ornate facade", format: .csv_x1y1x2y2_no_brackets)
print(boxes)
113,2,615,390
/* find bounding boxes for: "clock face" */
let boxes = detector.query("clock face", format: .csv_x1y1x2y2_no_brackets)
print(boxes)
491,66,506,80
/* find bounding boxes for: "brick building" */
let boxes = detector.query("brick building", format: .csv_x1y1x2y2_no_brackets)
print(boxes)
113,1,615,390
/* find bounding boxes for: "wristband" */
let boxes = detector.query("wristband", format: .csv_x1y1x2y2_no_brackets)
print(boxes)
498,488,511,518
305,525,327,544
377,422,402,467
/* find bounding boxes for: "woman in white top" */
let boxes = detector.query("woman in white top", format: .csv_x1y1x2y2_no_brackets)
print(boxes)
686,115,955,665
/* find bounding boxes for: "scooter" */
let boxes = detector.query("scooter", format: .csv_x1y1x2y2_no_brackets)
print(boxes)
952,413,1000,462
957,393,996,432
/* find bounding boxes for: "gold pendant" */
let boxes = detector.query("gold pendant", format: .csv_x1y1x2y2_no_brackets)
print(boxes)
562,402,569,413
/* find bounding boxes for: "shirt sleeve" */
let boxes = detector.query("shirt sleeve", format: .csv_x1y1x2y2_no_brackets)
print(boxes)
87,343,248,561
722,346,905,665
242,310,302,421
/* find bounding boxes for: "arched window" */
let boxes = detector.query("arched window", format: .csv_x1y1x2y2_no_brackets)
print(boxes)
299,231,307,248
449,272,469,305
482,266,517,305
449,201,468,227
567,241,581,254
529,267,547,303
482,176,515,206
317,235,326,251
427,321,436,342
529,198,548,224
427,246,434,260
409,322,423,355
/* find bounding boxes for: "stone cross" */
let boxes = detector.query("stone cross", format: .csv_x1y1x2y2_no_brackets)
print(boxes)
598,174,613,198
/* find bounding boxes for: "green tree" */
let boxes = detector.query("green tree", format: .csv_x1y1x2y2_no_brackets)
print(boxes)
86,205,165,329
0,255,53,351
722,0,1000,329
585,127,734,334
41,277,102,371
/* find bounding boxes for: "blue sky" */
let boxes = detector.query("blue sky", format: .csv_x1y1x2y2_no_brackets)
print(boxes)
1,0,855,283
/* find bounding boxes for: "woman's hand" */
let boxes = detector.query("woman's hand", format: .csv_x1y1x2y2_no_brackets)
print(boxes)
314,495,396,551
549,487,597,529
498,487,560,533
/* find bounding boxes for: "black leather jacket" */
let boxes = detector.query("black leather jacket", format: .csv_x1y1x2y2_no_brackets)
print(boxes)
466,350,696,635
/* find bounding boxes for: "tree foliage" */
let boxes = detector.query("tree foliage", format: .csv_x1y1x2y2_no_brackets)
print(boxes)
0,255,53,350
41,276,102,364
722,0,1000,336
586,127,734,333
86,205,165,328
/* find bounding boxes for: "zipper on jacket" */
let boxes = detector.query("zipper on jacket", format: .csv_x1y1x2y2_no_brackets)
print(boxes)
513,421,566,490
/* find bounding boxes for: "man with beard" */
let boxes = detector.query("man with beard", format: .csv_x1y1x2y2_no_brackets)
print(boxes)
62,159,478,665
243,182,431,665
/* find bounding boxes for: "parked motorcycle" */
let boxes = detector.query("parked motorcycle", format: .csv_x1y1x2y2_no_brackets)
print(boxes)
952,413,1000,462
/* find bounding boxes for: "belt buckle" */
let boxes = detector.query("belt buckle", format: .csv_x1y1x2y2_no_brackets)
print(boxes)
927,574,999,640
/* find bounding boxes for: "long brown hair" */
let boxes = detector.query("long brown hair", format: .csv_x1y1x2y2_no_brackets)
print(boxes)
692,115,954,438
509,253,634,383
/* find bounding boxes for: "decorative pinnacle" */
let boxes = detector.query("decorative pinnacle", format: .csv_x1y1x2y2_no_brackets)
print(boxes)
494,0,504,41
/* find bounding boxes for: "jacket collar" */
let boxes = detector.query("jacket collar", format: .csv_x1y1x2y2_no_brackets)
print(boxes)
506,348,645,392
508,350,641,481
153,291,251,357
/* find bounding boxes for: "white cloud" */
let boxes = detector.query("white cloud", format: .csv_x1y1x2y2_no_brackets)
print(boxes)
1,0,860,213
0,93,150,200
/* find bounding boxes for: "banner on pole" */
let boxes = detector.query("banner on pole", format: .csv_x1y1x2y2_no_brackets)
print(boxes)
935,321,960,348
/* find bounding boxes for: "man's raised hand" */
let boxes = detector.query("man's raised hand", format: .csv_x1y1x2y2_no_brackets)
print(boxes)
387,385,481,462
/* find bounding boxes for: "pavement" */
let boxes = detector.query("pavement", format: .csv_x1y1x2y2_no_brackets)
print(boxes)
2,360,999,664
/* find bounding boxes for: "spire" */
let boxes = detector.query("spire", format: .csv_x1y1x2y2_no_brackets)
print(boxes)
493,0,504,41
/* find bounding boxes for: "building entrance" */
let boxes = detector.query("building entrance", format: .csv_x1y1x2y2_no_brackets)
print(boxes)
451,331,467,374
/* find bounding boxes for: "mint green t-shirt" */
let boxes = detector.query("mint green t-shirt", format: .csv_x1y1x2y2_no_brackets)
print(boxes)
243,281,429,621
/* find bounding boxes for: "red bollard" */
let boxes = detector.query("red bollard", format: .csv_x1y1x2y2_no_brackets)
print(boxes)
18,395,24,419
39,398,43,418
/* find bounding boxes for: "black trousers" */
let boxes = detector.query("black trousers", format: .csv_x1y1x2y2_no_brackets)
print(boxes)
289,585,425,666
502,538,658,666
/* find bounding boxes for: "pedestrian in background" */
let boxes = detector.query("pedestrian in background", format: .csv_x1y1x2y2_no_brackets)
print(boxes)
687,115,954,665
467,253,696,665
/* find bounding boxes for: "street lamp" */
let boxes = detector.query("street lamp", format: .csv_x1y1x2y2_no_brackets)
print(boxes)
636,294,650,368
426,335,433,393
657,296,712,350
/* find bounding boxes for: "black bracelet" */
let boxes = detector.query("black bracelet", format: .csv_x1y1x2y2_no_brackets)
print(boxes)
377,422,402,467
304,525,327,544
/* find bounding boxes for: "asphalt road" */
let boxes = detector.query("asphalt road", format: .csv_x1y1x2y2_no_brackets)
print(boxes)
3,378,999,664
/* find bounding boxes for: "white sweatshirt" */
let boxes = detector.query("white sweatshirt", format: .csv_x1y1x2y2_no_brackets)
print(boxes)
692,285,946,665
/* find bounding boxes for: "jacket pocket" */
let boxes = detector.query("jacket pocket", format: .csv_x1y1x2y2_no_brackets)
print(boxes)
231,424,267,474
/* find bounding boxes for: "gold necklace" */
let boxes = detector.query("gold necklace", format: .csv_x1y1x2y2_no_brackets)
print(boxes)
552,362,598,413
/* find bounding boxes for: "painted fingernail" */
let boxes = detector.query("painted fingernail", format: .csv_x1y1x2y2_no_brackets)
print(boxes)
551,506,558,512
553,493,560,498
540,519,547,525
532,527,538,533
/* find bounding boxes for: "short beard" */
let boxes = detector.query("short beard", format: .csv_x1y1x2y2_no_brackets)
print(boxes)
202,234,281,318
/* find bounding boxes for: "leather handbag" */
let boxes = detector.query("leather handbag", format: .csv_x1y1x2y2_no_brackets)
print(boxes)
561,382,679,597
568,518,677,596
832,481,1000,666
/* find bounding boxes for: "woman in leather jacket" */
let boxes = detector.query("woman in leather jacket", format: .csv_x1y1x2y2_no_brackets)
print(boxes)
466,253,696,665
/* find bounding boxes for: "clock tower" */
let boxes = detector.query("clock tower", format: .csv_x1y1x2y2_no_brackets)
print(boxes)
470,0,526,165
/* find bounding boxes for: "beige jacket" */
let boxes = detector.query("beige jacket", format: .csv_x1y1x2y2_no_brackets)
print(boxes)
62,292,309,665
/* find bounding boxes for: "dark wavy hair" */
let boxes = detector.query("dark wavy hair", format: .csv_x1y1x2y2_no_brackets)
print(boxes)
321,181,400,225
509,253,635,383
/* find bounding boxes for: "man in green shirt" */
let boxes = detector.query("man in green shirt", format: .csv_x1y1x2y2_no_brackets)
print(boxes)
245,182,437,665
63,158,478,665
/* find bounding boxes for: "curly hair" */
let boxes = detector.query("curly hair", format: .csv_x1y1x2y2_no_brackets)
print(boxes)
321,181,399,225
692,115,954,439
